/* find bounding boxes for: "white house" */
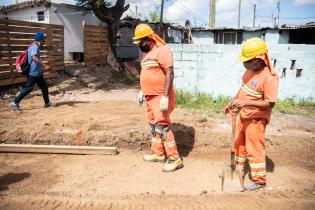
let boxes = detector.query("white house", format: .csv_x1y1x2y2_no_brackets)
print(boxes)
0,0,107,61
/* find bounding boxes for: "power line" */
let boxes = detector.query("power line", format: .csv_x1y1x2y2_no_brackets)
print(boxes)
167,0,207,26
171,0,207,24
127,7,136,18
256,14,315,20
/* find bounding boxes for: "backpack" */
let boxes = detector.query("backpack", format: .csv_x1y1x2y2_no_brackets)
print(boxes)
16,44,33,76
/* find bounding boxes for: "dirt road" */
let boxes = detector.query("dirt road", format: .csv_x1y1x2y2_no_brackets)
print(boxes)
0,84,315,209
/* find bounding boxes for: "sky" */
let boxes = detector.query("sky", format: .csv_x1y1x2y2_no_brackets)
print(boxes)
1,0,315,28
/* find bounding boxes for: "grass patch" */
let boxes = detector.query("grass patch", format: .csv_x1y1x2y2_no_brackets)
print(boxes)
176,90,231,116
176,90,315,116
274,97,315,115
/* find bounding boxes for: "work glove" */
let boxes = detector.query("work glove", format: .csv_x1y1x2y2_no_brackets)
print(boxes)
160,96,169,112
137,90,145,106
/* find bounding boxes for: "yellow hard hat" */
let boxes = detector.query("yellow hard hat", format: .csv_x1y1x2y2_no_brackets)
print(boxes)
240,37,268,62
133,24,154,41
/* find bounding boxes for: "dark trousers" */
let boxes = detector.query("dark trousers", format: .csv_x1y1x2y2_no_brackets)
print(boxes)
14,75,49,104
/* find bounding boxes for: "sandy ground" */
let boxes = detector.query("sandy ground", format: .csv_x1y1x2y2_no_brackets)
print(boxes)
0,75,315,209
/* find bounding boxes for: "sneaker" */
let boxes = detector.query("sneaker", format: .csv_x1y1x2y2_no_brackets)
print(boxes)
246,180,266,191
44,102,57,108
10,102,20,110
162,157,184,172
143,153,166,163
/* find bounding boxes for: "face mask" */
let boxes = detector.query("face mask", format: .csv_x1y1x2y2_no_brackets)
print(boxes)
139,41,151,53
243,59,264,70
243,61,257,70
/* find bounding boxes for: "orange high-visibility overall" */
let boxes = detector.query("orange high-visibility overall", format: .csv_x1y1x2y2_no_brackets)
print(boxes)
140,43,179,159
234,57,279,184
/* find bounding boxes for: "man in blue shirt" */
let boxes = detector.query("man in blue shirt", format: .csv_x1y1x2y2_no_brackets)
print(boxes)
11,32,56,109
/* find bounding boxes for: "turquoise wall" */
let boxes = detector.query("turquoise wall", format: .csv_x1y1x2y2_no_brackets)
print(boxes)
192,31,214,45
169,44,315,100
192,29,290,45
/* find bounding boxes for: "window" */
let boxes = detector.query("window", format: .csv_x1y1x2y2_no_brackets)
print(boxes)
289,29,315,44
37,11,45,21
215,31,242,44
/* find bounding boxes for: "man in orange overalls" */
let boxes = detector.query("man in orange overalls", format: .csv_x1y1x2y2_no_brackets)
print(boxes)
133,24,183,172
225,38,279,190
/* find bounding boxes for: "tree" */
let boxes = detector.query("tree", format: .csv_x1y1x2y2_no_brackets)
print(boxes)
76,0,130,69
149,10,159,23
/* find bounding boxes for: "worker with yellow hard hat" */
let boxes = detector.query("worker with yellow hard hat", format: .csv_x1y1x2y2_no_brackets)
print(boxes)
134,23,183,172
225,37,279,190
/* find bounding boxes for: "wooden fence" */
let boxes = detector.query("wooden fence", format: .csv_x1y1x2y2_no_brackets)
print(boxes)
0,19,64,86
83,22,109,65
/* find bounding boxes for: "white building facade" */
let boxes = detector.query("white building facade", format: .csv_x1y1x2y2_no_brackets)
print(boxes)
0,1,106,61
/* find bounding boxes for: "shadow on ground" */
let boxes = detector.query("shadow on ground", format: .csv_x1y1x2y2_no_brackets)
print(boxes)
172,123,195,157
0,172,31,192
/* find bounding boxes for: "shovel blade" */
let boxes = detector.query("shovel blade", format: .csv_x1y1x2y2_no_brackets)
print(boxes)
219,167,244,192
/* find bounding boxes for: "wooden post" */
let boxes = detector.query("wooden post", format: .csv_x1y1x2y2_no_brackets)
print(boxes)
0,144,117,155
82,20,87,64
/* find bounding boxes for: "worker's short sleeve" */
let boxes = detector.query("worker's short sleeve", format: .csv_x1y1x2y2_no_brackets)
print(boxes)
263,74,279,103
157,46,173,69
29,44,39,57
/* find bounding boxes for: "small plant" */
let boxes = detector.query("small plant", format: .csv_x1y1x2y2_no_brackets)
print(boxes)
176,90,315,116
123,75,139,84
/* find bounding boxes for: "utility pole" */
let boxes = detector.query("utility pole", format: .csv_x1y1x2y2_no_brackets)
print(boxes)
276,1,280,27
160,0,165,39
135,5,138,19
209,0,216,29
253,4,256,28
238,0,241,29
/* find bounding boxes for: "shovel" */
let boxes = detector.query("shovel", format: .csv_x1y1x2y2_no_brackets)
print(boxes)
219,110,245,192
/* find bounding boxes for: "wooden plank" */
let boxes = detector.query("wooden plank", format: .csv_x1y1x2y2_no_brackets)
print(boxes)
85,29,107,34
1,45,52,51
6,33,35,39
85,48,108,52
51,55,64,61
85,52,108,56
0,144,117,155
2,39,33,45
86,35,107,39
0,72,19,79
0,76,26,85
2,34,62,41
0,65,14,71
0,72,57,86
0,59,15,65
85,31,108,35
0,19,64,85
7,26,50,34
85,45,109,50
0,19,63,29
85,25,106,29
49,61,64,66
52,65,65,71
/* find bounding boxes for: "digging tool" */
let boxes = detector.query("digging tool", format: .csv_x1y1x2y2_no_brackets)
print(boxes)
219,110,245,192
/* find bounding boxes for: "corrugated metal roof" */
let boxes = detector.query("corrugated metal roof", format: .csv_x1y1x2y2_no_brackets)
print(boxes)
192,22,315,32
281,22,315,29
0,0,83,12
0,0,49,12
